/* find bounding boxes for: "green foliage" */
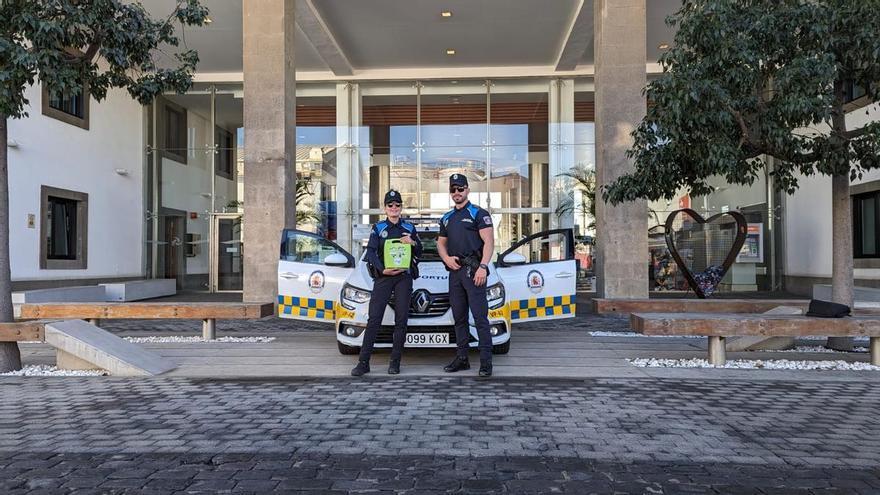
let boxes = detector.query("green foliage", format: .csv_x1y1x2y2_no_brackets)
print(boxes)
556,166,596,230
604,0,880,205
0,0,209,118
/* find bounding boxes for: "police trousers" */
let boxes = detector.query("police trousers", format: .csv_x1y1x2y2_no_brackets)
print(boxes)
359,272,413,362
449,268,493,362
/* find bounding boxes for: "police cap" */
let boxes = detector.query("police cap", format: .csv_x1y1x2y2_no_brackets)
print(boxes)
449,173,469,188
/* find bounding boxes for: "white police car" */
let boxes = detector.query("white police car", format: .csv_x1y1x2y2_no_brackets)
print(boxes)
277,225,577,355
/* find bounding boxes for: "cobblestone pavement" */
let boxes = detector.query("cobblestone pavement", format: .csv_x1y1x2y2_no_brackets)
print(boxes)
2,376,879,493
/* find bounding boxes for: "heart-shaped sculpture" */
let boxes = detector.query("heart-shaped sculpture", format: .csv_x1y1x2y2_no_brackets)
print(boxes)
663,208,748,298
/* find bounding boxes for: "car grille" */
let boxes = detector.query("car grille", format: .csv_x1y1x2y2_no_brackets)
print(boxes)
388,291,451,318
375,326,474,345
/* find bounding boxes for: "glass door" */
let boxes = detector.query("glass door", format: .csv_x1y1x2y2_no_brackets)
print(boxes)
209,213,243,292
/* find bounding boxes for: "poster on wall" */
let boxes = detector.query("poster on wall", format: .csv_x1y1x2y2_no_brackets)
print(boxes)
736,223,763,263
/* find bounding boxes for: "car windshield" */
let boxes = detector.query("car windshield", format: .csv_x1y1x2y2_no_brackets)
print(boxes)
418,231,441,261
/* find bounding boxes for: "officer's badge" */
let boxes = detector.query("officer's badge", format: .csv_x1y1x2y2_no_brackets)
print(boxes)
483,216,492,225
380,230,388,238
390,191,396,196
453,174,459,179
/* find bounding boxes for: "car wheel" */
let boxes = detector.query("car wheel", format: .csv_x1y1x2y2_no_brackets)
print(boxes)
492,340,510,354
338,341,360,355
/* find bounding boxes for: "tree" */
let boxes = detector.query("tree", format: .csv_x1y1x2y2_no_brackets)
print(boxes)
0,0,208,372
603,0,880,350
556,166,596,233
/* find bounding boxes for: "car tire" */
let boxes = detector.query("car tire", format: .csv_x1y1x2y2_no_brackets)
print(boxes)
492,340,510,354
338,342,360,355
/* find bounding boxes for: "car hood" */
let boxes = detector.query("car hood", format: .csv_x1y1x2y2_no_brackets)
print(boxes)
348,260,500,293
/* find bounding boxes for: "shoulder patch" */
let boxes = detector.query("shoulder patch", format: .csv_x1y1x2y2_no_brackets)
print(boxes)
466,204,480,220
401,221,415,233
374,221,390,235
441,209,455,226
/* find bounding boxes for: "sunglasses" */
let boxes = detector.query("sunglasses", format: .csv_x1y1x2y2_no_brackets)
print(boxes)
449,186,467,193
386,202,402,208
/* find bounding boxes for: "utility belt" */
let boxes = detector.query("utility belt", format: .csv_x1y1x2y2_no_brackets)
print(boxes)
456,253,487,278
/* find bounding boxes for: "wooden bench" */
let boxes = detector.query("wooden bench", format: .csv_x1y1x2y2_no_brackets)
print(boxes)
0,321,50,342
594,298,811,315
19,302,274,340
631,312,880,366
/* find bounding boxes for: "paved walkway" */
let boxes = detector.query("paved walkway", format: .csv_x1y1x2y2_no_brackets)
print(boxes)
17,315,878,380
1,376,879,493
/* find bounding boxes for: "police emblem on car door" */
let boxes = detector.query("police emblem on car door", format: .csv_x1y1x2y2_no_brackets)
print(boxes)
277,229,354,322
495,229,577,322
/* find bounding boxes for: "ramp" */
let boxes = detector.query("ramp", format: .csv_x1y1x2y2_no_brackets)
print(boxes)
44,320,176,376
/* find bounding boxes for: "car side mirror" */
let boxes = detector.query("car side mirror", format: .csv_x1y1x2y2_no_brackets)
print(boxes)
324,253,350,267
501,252,527,265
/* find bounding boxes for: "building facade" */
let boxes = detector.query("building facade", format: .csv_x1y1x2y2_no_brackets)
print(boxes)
6,1,877,301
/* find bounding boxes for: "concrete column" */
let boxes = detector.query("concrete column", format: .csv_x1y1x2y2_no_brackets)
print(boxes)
594,0,648,298
242,0,296,303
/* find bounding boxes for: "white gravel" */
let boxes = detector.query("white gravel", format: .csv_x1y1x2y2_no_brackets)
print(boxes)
629,357,880,371
1,365,107,377
123,336,276,344
761,346,869,354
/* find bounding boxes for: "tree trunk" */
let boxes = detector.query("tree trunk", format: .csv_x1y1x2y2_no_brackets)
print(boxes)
0,116,22,372
828,174,855,351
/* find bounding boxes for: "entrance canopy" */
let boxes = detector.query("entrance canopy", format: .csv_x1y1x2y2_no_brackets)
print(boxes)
143,0,680,79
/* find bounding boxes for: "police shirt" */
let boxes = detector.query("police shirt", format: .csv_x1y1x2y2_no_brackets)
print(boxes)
365,218,423,275
438,202,493,258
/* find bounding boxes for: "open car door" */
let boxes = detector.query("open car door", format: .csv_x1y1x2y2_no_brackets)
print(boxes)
495,229,577,323
277,229,355,323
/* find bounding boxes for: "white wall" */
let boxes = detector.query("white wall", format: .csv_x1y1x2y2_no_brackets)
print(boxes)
7,84,144,281
784,101,880,280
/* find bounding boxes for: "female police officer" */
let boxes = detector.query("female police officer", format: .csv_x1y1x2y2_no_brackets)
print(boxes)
351,189,422,376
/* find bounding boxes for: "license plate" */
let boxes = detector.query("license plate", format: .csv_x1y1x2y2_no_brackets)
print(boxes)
405,333,449,345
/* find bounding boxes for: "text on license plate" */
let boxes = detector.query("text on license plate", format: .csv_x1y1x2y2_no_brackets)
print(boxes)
405,333,449,345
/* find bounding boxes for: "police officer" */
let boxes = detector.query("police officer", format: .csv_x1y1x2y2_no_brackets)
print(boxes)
351,190,422,377
437,174,495,377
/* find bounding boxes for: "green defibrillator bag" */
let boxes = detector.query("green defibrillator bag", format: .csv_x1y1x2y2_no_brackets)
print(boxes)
383,238,412,269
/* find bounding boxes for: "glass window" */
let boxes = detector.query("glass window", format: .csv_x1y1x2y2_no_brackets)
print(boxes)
49,89,85,119
47,196,78,260
488,87,549,209
281,230,351,265
360,83,419,218
855,191,880,258
501,229,573,264
40,185,87,269
420,81,488,212
295,87,338,240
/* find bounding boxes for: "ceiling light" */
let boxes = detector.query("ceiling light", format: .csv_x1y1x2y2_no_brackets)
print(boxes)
446,49,456,55
658,43,670,50
441,11,453,18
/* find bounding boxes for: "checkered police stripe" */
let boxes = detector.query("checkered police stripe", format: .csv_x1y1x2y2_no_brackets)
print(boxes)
509,295,576,320
277,295,336,320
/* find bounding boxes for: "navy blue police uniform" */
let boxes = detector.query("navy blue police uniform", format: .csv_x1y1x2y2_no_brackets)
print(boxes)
439,181,494,366
358,199,422,369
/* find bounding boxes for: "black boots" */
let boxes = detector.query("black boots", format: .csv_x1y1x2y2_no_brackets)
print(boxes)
478,360,493,377
350,360,370,377
388,359,400,375
444,356,470,372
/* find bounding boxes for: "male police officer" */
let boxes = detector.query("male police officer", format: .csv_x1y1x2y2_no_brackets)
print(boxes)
351,190,422,377
437,174,495,377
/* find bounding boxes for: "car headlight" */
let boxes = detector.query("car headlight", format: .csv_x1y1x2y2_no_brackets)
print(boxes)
341,284,371,309
486,283,505,310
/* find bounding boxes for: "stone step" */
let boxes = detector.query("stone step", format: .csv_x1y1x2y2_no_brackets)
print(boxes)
44,320,177,376
101,279,176,302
